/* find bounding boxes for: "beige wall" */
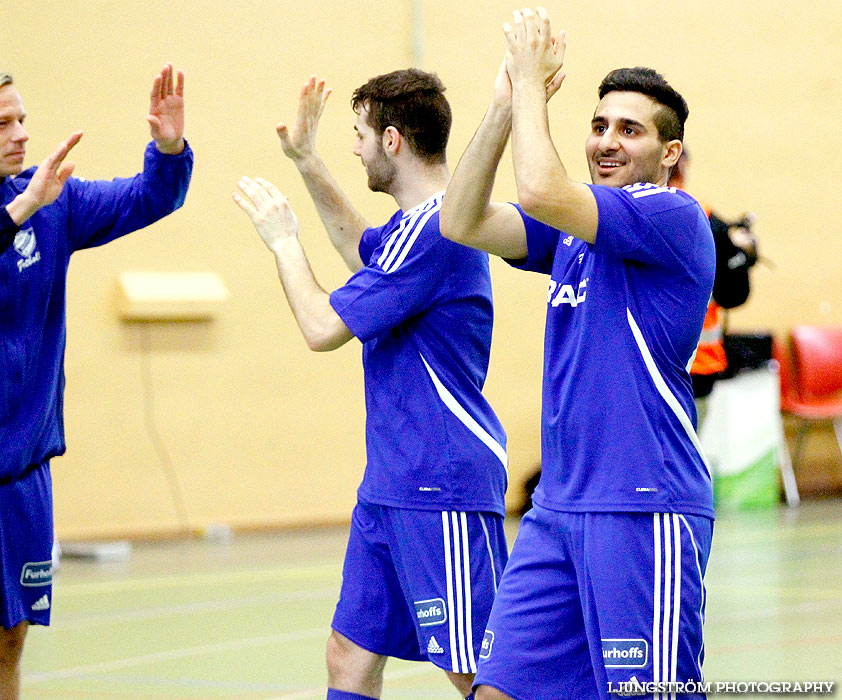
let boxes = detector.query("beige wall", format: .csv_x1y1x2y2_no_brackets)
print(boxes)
7,1,841,539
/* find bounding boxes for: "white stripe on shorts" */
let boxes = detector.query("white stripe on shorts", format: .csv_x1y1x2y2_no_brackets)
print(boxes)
441,512,458,672
440,511,477,674
460,513,477,672
653,513,685,700
670,514,682,700
653,513,662,694
662,513,672,690
679,514,707,681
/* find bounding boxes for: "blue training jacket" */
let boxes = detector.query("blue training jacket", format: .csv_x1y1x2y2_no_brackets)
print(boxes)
0,141,193,481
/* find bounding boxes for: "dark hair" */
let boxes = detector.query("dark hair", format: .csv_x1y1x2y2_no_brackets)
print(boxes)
598,67,688,142
351,69,451,164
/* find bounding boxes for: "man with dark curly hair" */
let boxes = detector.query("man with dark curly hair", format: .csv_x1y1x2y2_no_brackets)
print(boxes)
234,70,508,700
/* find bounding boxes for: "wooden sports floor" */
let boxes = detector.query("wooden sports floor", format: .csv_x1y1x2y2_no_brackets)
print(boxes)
21,499,842,699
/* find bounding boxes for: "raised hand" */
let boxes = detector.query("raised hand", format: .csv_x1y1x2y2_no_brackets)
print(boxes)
8,130,83,223
276,76,331,163
233,176,299,251
492,59,514,110
504,7,566,89
147,63,185,154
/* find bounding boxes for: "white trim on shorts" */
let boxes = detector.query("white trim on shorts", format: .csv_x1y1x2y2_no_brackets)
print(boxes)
442,510,480,674
679,514,708,681
654,512,706,700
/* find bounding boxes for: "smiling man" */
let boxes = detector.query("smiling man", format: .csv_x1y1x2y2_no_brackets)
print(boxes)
440,8,715,700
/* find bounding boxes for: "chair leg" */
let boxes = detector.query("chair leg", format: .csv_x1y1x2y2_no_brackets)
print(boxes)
778,423,801,508
793,421,810,472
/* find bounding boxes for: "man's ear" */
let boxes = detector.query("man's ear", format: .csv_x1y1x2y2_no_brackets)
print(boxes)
382,125,401,156
663,140,682,170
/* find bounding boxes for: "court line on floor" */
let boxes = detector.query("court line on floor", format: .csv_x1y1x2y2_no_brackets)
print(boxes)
713,519,842,547
23,627,329,684
706,597,842,622
708,631,842,656
50,586,340,629
707,583,842,600
53,561,343,597
24,602,842,694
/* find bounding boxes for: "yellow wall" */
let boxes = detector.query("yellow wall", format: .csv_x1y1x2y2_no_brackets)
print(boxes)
7,1,841,539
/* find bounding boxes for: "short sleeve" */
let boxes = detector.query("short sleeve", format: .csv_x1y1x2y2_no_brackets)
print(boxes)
505,203,562,274
330,209,448,343
357,215,397,266
590,184,710,269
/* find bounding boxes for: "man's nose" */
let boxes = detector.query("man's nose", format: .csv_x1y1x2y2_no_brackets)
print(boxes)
13,121,29,143
599,128,619,151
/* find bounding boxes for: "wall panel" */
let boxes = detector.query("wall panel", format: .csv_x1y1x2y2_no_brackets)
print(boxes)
6,0,840,538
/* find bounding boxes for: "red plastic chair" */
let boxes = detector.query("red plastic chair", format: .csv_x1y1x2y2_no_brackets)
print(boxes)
774,326,842,504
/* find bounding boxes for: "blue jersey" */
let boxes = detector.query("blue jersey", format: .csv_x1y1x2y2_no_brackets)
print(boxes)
0,142,193,481
510,183,715,518
330,192,508,515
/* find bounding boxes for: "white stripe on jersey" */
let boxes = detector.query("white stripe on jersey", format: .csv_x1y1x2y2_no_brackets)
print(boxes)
631,186,677,198
377,216,410,269
420,354,508,471
685,346,698,374
626,308,710,473
624,182,677,198
387,205,439,272
377,195,440,273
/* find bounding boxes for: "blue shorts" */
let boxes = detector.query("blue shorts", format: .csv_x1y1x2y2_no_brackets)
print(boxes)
0,462,54,629
332,500,508,674
475,505,713,700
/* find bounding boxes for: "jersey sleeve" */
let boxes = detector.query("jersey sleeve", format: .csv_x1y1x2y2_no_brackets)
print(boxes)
329,210,448,343
65,141,193,252
0,205,20,253
589,184,710,270
357,221,387,266
505,203,562,274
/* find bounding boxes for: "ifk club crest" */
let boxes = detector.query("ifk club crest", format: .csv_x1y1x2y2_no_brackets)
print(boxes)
14,227,40,271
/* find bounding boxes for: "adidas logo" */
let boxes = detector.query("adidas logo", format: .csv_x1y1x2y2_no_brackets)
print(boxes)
31,594,50,611
427,636,444,655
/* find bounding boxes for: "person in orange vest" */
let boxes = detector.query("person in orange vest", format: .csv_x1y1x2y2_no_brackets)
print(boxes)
669,150,758,425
